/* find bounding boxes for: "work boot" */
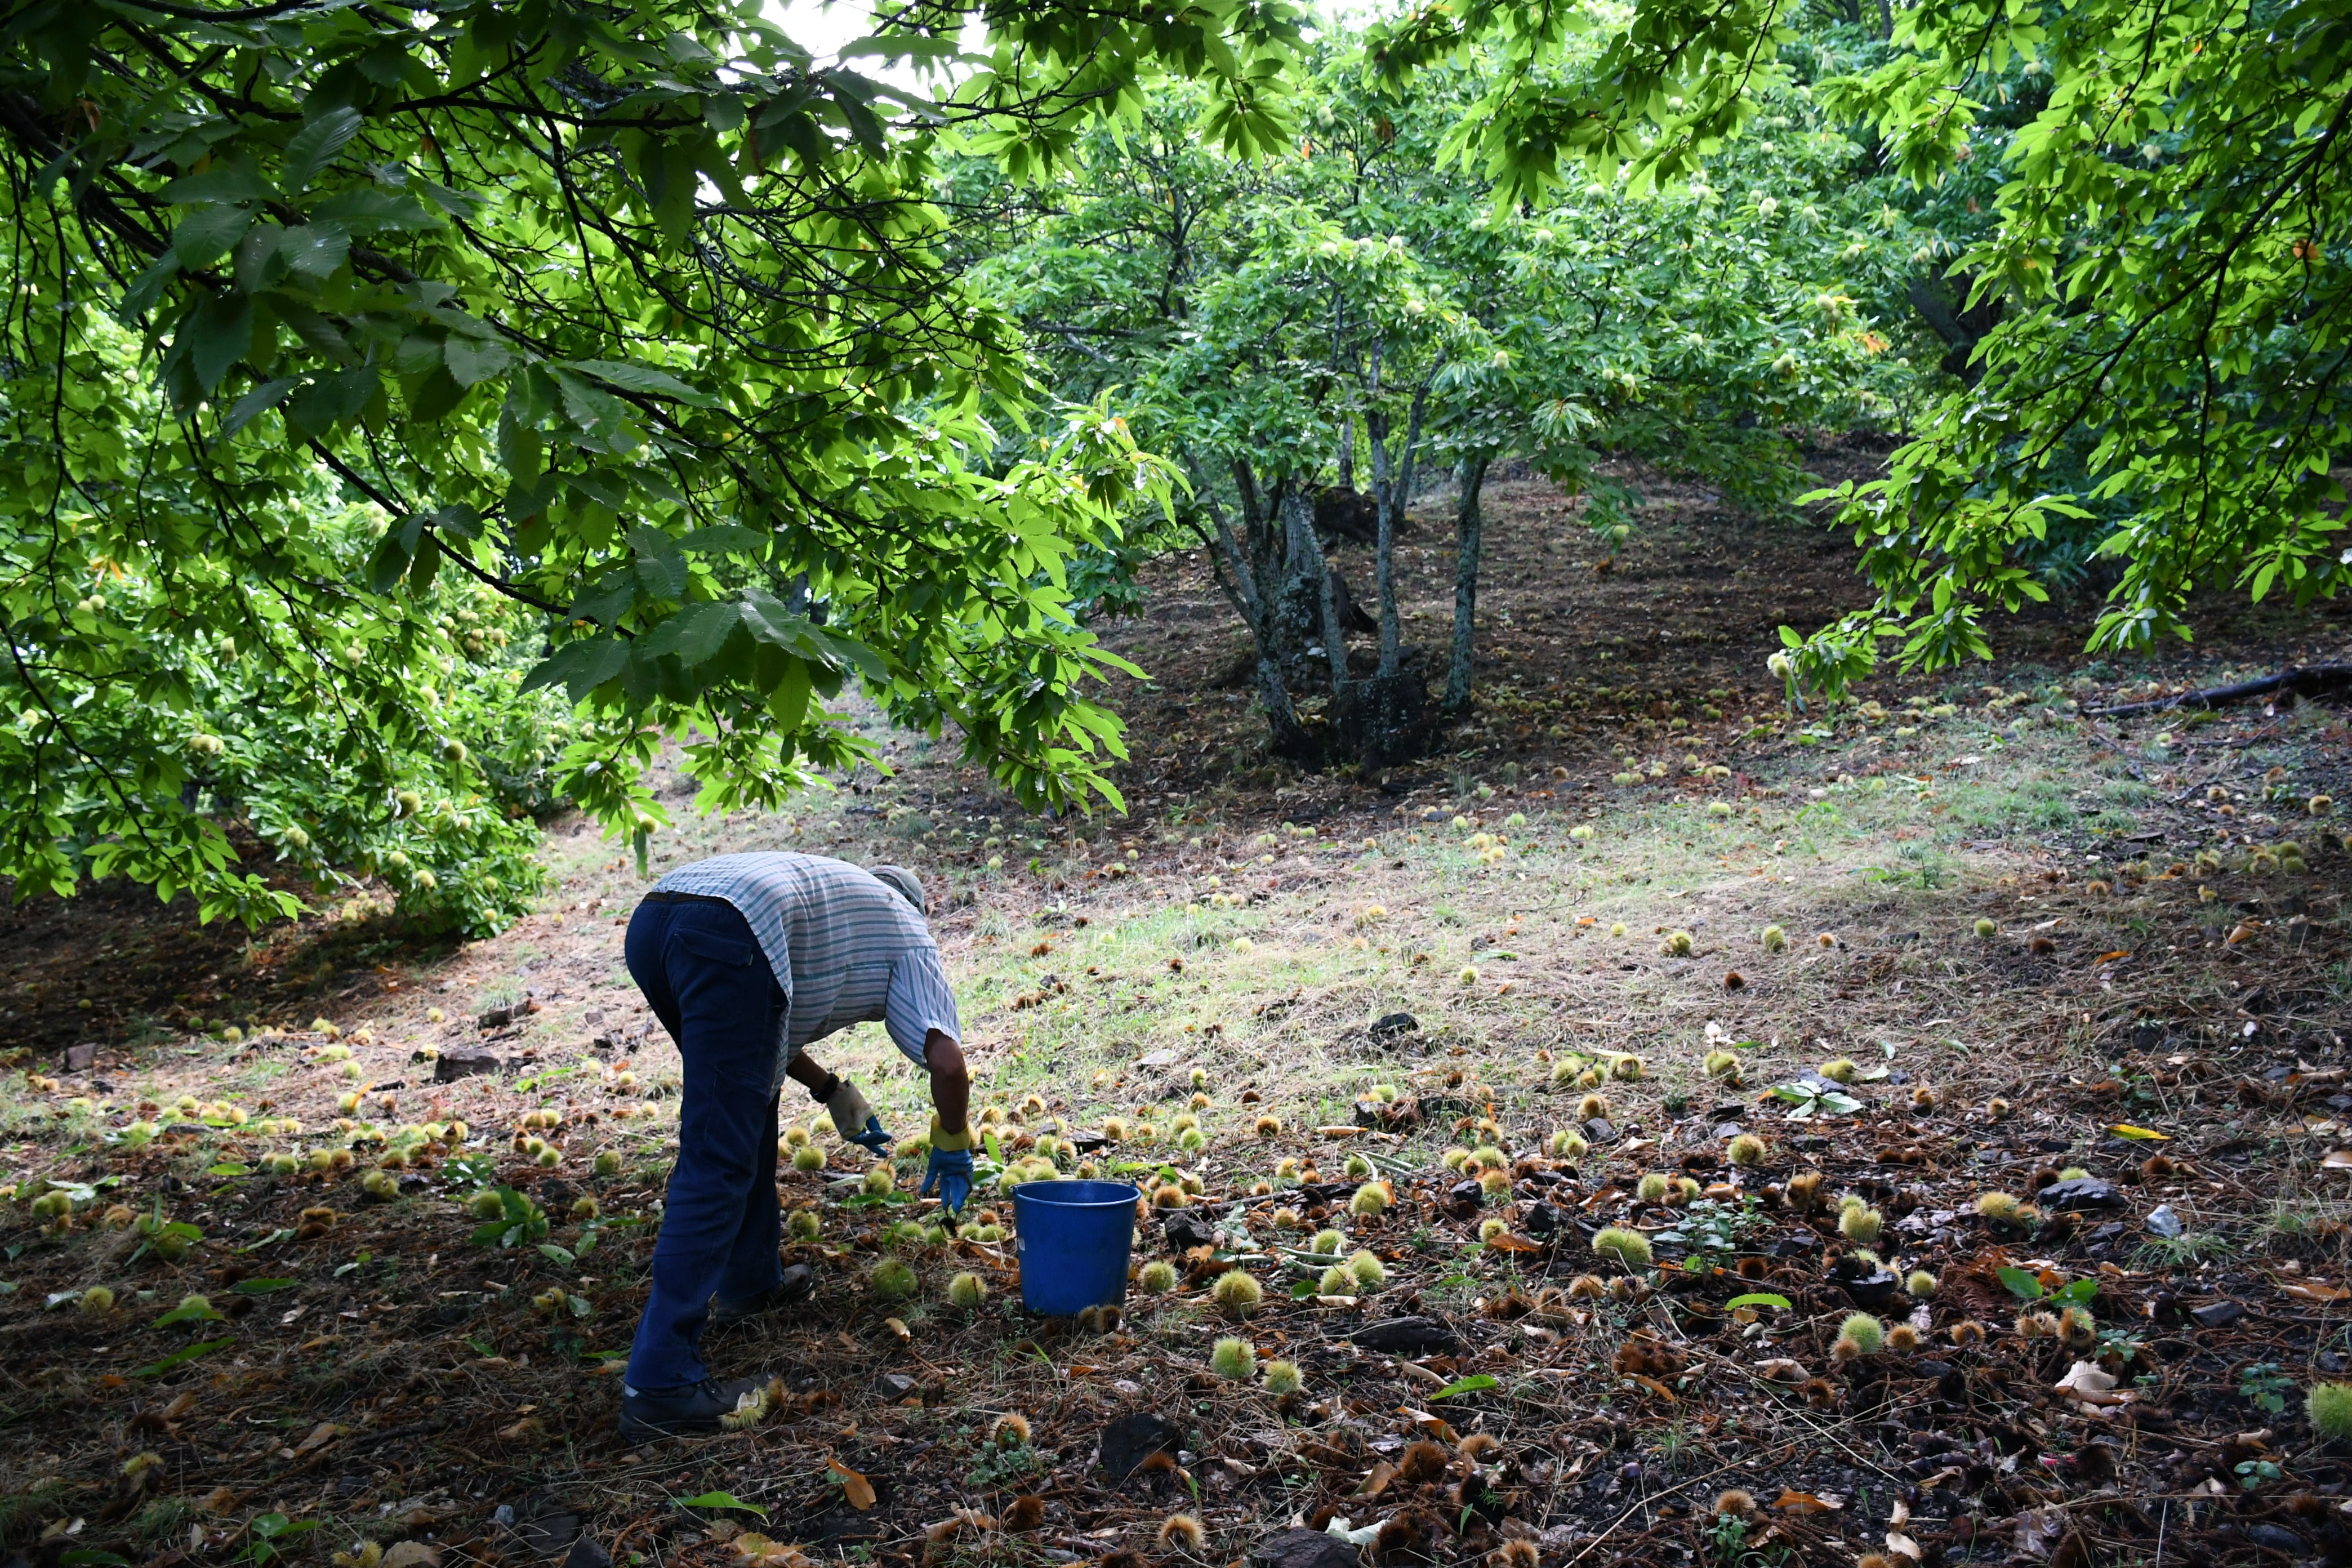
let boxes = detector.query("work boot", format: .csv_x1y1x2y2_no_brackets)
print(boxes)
620,1374,769,1442
710,1264,814,1328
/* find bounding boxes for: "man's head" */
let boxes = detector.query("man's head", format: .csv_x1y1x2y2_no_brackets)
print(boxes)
867,863,927,916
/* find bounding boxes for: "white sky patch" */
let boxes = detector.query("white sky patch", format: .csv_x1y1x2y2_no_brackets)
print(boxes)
762,1,1374,93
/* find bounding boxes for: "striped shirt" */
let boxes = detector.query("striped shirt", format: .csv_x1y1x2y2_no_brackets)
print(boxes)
652,852,961,1086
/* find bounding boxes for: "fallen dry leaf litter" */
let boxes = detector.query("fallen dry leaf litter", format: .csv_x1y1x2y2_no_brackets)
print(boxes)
3,475,2351,1568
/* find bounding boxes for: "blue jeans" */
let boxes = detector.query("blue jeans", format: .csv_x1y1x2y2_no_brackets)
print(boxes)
623,894,787,1389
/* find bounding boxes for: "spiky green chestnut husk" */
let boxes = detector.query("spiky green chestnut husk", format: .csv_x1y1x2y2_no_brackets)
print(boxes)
1637,1173,1670,1203
1318,1265,1352,1294
1906,1269,1937,1297
868,1259,917,1300
1210,1337,1255,1379
792,1144,826,1172
1262,1358,1302,1395
1311,1228,1346,1257
2308,1383,2352,1441
947,1271,987,1309
1592,1227,1652,1268
1838,1313,1885,1355
1211,1269,1263,1316
1838,1205,1883,1244
1761,925,1787,952
1138,1260,1178,1293
1348,1250,1386,1288
1726,1134,1765,1167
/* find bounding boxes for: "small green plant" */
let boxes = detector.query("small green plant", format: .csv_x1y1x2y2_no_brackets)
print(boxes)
2240,1361,2295,1416
2234,1457,2283,1491
240,1513,319,1566
468,1188,548,1249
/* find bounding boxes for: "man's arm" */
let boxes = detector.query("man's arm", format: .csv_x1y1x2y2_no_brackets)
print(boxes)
925,1029,969,1137
785,1053,832,1098
920,1028,974,1216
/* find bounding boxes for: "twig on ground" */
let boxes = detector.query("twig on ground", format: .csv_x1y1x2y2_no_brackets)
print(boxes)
2085,664,2352,716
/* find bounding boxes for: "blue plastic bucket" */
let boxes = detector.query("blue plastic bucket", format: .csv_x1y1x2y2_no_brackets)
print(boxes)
1010,1179,1141,1316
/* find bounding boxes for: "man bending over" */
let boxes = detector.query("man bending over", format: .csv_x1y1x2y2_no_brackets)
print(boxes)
617,852,972,1440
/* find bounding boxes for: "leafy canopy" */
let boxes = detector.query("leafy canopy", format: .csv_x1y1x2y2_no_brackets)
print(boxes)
0,0,1309,924
1374,0,2352,690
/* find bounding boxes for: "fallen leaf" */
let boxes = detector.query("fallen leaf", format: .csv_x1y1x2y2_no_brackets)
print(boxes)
1356,1461,1397,1498
1752,1358,1809,1383
381,1544,440,1568
1630,1374,1677,1401
829,1457,876,1511
1885,1532,1922,1562
2013,1506,2066,1560
2093,950,2131,965
2324,1149,2352,1169
293,1421,342,1454
1315,1126,1364,1138
2108,1123,2170,1142
2283,1281,2352,1303
2055,1361,2131,1411
1772,1490,1842,1514
1485,1233,1540,1253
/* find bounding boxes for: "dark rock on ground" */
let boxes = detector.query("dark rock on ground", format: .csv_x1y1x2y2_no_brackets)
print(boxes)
1162,1211,1218,1251
1100,1412,1184,1480
1838,1269,1905,1310
1251,1530,1360,1568
434,1046,505,1083
2190,1299,2246,1329
1349,1316,1459,1355
2038,1177,2126,1211
1368,1012,1421,1040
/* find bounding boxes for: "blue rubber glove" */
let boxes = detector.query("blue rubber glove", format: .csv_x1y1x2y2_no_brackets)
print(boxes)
921,1120,974,1216
845,1115,891,1155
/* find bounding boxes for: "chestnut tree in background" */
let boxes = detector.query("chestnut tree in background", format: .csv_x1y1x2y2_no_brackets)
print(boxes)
0,0,1313,928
